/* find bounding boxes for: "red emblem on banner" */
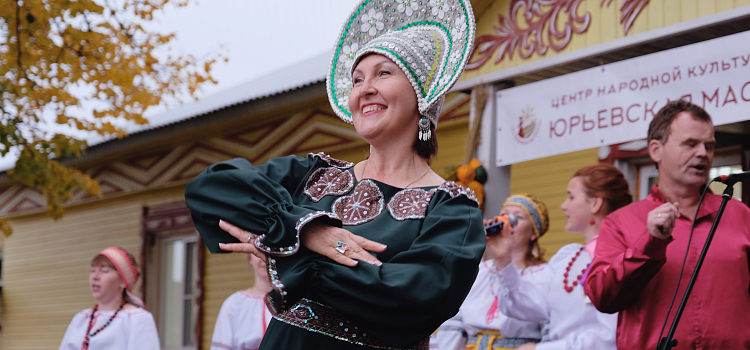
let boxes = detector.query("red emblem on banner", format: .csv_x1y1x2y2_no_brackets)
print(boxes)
512,106,539,144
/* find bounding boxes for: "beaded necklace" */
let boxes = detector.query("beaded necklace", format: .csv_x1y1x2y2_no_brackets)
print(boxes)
82,302,125,349
563,246,590,293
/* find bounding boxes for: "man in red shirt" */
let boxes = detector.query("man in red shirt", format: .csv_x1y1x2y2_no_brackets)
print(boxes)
584,100,750,349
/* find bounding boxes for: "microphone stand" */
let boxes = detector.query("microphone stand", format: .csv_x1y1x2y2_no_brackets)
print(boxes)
657,183,735,350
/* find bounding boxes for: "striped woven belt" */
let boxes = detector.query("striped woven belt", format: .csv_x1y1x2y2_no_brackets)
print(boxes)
466,330,540,350
274,298,428,350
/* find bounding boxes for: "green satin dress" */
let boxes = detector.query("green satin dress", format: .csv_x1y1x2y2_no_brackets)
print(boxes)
185,153,485,349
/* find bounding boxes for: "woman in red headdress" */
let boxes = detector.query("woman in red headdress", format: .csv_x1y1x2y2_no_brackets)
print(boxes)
58,247,160,350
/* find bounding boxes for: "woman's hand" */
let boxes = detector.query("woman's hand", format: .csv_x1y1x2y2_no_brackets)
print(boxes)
483,217,514,269
517,343,536,350
301,222,387,267
217,220,266,261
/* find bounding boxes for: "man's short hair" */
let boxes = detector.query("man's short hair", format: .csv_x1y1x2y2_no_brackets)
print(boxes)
647,100,712,144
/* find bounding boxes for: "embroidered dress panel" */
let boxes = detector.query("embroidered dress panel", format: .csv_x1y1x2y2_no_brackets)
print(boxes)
304,167,355,202
331,180,385,225
388,188,435,221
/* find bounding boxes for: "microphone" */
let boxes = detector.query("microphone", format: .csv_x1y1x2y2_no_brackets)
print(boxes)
713,171,750,185
485,214,518,236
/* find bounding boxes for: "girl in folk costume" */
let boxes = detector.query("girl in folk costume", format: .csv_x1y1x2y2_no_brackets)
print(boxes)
493,164,632,350
210,254,273,350
59,247,159,350
185,0,485,349
436,194,549,350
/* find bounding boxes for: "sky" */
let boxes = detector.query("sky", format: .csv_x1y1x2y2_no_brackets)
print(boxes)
0,0,361,170
150,0,361,107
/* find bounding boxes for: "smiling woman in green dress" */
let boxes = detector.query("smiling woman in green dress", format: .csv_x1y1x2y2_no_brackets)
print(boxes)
185,1,483,349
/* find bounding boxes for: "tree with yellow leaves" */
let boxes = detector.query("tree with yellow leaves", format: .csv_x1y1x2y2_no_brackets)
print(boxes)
0,0,218,235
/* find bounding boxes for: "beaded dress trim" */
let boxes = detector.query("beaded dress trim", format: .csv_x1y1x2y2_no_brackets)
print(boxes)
265,256,287,312
275,298,429,350
309,152,354,169
254,233,299,257
435,181,479,206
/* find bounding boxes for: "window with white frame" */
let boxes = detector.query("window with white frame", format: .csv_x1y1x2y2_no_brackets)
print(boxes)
142,202,203,350
160,237,200,350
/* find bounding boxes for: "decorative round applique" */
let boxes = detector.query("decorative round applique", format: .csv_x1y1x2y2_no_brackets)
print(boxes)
326,0,476,129
304,168,355,202
388,188,434,221
331,180,384,225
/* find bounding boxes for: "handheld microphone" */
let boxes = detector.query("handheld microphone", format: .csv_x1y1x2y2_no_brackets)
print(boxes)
485,214,518,236
713,171,750,185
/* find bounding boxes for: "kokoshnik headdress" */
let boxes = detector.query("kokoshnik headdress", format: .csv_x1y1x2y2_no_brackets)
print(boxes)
327,0,476,132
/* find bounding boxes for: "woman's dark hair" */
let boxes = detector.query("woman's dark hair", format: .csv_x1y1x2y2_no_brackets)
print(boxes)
412,122,438,160
573,164,633,214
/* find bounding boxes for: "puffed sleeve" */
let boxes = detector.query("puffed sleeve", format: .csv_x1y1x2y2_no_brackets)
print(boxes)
496,262,553,323
305,191,486,347
185,155,342,254
128,311,160,350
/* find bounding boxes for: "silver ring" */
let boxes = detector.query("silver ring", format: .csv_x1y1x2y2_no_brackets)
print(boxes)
335,241,349,254
246,232,257,243
658,213,662,218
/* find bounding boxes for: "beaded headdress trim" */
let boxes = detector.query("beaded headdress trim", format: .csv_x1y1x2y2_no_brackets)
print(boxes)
327,0,475,128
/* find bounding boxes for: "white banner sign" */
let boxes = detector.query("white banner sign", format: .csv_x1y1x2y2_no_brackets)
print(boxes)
495,30,750,166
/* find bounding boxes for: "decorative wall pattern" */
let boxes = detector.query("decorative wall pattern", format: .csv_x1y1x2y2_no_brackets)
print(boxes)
0,93,470,217
467,0,650,70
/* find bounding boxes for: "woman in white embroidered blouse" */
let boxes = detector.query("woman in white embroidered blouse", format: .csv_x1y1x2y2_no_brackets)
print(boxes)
59,247,159,350
436,194,550,350
492,164,632,350
211,254,273,350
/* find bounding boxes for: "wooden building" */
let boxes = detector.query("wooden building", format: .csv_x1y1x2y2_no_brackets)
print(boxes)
0,51,471,349
3,0,750,348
